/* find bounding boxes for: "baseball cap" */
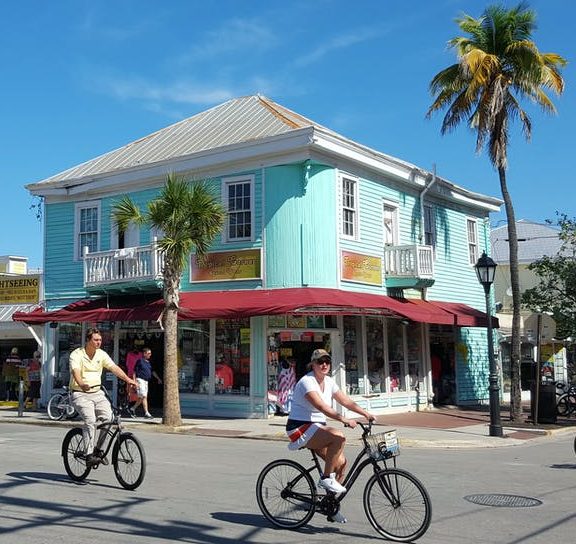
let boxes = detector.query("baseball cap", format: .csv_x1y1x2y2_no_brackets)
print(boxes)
310,349,331,362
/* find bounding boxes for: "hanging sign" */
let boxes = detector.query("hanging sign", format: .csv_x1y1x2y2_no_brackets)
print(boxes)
0,274,40,304
341,251,382,286
191,249,261,282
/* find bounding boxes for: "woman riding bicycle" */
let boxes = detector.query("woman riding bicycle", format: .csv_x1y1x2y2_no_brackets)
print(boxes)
285,349,375,523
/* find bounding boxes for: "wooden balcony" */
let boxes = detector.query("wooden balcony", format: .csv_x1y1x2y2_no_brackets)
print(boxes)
83,243,164,292
383,244,434,289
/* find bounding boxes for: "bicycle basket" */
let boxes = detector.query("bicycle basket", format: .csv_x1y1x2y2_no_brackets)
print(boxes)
367,430,400,460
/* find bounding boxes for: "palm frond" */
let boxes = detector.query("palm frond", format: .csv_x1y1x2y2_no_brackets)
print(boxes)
111,196,144,234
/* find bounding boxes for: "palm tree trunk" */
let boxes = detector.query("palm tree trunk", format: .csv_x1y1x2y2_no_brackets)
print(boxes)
162,260,182,427
498,166,522,422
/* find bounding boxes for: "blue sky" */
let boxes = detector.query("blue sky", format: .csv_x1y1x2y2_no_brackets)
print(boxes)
1,0,573,270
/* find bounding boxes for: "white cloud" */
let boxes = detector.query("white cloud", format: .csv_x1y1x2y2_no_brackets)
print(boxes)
292,27,380,67
178,18,277,63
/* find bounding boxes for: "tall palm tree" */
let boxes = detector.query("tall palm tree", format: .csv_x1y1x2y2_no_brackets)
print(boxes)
113,173,226,426
427,3,565,421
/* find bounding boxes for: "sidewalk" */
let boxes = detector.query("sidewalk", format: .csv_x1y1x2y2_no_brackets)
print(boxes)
2,402,574,448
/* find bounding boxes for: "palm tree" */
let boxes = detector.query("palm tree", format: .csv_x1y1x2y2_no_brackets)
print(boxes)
427,3,565,421
112,173,226,426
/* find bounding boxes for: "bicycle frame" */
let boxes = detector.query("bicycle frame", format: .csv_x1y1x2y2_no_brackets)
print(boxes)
309,440,397,505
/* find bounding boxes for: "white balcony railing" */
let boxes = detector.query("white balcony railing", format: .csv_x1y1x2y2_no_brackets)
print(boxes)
83,242,164,288
383,244,434,278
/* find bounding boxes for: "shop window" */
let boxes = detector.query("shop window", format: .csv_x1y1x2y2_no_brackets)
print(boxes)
54,323,83,389
366,317,385,394
344,316,362,394
406,322,422,390
387,319,406,392
215,318,251,395
179,320,210,394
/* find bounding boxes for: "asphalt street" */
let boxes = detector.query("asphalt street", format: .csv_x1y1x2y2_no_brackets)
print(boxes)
1,423,575,544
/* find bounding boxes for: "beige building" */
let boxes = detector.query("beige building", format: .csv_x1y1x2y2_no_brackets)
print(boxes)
491,220,568,397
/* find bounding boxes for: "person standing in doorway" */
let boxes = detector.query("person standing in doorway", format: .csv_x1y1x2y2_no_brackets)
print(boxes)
3,348,20,402
25,351,42,410
130,347,162,419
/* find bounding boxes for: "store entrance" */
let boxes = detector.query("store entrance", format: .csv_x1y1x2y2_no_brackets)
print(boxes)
279,340,324,380
119,326,164,411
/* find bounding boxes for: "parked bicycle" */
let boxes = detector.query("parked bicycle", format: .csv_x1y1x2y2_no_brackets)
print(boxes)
556,383,576,416
47,386,78,421
256,421,431,542
61,387,146,490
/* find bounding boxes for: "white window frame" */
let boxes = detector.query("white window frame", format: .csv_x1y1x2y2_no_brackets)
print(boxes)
341,174,358,240
74,201,101,260
382,201,399,246
222,175,254,242
466,217,479,265
423,204,436,248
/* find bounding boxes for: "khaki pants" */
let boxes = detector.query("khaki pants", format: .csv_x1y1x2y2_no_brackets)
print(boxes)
71,390,112,454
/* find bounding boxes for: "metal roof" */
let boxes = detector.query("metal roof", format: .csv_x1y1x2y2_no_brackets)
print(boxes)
0,304,38,327
30,95,335,188
491,220,563,264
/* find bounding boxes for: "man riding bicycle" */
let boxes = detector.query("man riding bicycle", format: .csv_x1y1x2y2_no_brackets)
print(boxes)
69,327,137,466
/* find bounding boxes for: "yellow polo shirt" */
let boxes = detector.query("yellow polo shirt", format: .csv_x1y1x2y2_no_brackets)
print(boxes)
69,347,116,392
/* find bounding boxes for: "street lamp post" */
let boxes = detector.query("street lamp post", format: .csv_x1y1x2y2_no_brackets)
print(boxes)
475,251,504,438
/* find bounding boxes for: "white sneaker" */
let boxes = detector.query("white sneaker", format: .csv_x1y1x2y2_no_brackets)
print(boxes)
318,473,347,494
328,511,347,523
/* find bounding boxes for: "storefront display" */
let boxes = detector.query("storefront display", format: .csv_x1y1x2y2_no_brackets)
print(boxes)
387,319,405,392
215,318,250,395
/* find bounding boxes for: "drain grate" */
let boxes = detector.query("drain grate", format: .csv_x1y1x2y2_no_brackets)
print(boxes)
464,494,542,508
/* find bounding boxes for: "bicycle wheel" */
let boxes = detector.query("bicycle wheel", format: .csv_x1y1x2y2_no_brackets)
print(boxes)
112,433,146,490
256,459,316,529
62,428,92,481
363,468,432,542
557,395,572,416
573,434,576,456
47,393,67,421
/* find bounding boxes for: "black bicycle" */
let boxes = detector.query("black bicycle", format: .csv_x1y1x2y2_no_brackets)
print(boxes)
61,388,146,490
256,421,431,542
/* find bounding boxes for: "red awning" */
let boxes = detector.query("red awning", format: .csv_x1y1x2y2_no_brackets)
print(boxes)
176,288,489,326
13,288,496,328
12,295,164,324
426,300,498,328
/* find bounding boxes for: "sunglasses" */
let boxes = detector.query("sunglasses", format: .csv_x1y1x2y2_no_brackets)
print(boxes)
315,358,331,366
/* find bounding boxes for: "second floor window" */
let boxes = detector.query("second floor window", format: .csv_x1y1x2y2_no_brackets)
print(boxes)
76,203,99,259
467,218,478,265
423,205,436,247
225,177,253,241
342,176,357,238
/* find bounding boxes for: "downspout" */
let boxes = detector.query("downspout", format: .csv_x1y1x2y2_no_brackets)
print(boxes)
419,164,438,244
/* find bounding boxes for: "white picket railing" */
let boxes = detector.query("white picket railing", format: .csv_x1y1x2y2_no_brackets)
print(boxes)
383,244,434,278
83,243,164,287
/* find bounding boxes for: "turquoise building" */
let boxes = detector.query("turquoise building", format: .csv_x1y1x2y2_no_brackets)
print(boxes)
16,95,502,418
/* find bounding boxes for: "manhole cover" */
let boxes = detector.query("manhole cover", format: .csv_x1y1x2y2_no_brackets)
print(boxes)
464,494,542,508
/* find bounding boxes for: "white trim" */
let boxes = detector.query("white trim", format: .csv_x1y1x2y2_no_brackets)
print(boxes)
382,199,399,246
339,173,359,240
222,174,255,243
74,200,101,261
466,217,479,265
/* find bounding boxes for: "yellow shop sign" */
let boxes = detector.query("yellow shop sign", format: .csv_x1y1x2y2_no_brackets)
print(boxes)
0,274,40,304
191,249,261,282
341,251,382,286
